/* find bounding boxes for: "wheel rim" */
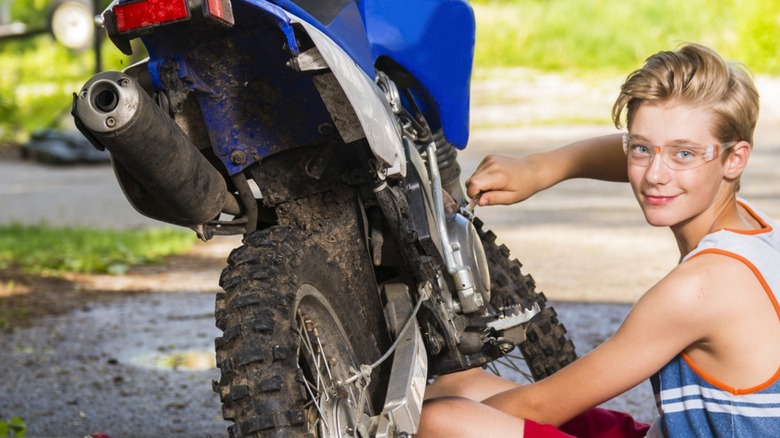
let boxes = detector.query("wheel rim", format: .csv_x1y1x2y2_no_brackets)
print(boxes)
295,285,371,437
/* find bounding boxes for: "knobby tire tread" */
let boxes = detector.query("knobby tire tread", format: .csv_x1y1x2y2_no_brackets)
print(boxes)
213,226,384,438
475,217,578,381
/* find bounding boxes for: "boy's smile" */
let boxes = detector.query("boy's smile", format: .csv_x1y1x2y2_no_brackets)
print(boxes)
643,194,679,206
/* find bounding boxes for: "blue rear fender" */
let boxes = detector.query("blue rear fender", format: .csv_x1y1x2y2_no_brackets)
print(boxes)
139,0,378,175
271,0,375,74
361,0,475,149
274,0,475,149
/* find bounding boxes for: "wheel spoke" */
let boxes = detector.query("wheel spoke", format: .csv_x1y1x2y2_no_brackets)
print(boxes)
302,370,328,424
295,304,374,437
488,353,533,382
298,312,320,392
316,334,336,384
298,312,330,397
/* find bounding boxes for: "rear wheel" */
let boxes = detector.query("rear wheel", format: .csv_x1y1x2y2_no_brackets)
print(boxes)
214,226,387,437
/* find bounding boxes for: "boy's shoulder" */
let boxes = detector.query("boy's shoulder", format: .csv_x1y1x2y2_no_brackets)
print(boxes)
646,253,760,316
674,251,759,284
622,254,752,354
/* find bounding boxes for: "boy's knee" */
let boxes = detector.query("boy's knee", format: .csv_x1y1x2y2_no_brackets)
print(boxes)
418,397,469,437
425,367,490,400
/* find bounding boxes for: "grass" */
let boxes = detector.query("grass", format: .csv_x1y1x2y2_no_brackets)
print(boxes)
0,416,26,437
0,224,197,275
471,0,780,74
467,1,780,128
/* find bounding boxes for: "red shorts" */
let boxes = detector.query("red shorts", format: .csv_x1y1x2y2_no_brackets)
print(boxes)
524,407,650,438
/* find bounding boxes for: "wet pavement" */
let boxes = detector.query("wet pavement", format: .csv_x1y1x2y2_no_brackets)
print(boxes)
0,290,654,438
1,292,229,437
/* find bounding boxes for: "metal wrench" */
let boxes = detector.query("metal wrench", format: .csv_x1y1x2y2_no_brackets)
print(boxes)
465,191,483,214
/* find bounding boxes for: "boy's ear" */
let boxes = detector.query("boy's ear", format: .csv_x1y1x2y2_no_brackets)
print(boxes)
724,140,751,179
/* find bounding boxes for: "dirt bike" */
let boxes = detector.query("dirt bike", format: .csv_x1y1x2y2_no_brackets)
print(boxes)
72,0,577,436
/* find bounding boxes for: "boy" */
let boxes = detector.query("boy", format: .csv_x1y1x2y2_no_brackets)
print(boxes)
417,43,780,437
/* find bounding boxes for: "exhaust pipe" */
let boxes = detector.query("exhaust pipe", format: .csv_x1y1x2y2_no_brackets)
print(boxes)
72,71,239,227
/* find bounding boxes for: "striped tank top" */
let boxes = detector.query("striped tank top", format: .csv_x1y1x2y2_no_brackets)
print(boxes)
650,199,780,437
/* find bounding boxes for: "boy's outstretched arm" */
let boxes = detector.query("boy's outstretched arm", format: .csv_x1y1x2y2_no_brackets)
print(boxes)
465,133,627,206
480,261,717,427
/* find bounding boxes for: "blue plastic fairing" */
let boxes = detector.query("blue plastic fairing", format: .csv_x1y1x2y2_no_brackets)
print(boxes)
276,0,475,148
362,0,475,148
273,0,374,74
141,2,337,175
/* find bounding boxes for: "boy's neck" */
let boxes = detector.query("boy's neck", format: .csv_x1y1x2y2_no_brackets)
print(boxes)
672,195,759,257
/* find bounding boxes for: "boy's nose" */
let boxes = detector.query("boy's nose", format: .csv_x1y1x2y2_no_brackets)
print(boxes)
645,148,672,183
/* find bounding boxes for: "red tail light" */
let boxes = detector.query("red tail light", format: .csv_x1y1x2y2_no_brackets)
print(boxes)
113,0,190,33
204,0,235,26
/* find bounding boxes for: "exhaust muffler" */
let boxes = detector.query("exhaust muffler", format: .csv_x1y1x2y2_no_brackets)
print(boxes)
72,71,239,227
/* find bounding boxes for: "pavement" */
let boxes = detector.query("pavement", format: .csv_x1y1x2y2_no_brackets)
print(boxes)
1,71,779,436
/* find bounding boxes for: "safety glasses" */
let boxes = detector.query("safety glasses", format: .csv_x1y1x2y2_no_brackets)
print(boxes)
622,133,738,171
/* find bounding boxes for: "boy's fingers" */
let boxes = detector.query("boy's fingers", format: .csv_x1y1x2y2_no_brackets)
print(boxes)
465,176,490,199
479,190,523,207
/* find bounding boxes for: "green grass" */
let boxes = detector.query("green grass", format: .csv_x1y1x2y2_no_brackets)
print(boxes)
471,0,780,74
0,224,197,275
0,416,26,437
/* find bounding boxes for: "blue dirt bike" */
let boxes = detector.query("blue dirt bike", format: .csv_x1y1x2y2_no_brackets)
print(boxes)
73,1,576,436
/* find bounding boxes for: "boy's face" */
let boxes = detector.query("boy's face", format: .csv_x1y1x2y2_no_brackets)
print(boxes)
627,101,730,229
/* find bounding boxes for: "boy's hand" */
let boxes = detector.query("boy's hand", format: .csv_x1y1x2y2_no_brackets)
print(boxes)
465,154,541,207
465,134,627,209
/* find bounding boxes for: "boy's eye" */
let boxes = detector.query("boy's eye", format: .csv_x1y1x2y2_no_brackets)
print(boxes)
671,146,703,161
630,144,651,155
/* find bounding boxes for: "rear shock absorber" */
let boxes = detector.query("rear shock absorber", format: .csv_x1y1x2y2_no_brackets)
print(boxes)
376,70,467,205
429,130,465,205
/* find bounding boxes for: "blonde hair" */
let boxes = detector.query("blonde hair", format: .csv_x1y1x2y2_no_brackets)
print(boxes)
612,43,759,146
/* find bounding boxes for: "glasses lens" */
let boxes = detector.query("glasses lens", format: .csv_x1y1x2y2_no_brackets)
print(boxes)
623,135,725,170
662,144,711,170
623,136,655,166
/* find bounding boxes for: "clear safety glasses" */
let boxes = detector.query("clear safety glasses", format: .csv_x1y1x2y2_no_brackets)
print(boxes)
622,133,738,171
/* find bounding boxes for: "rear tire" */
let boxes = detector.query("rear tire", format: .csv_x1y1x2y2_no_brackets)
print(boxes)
213,226,387,437
475,217,578,381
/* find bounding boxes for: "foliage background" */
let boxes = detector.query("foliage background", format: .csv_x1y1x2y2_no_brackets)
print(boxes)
471,0,780,75
0,0,778,141
0,0,141,141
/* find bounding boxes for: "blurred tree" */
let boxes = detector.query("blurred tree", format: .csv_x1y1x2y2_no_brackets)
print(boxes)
735,2,780,74
9,0,49,30
0,0,136,142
